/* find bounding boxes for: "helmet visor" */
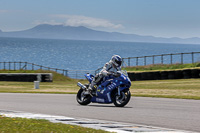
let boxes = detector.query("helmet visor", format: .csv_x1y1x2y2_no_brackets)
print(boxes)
116,60,122,66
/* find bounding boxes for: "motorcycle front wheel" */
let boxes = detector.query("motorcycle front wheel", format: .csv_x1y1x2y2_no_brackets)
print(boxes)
76,88,91,105
113,89,131,107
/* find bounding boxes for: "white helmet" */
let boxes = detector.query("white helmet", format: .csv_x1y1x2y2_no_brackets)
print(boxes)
111,55,122,67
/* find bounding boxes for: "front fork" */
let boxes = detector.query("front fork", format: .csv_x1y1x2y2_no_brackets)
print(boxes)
116,87,126,103
118,87,121,96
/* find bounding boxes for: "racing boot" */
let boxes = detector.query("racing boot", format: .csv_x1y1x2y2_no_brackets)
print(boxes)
88,82,97,96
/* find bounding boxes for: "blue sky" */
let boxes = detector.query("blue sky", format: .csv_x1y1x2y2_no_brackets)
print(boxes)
0,0,200,38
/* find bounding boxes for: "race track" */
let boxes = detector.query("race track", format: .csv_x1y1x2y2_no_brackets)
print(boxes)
0,93,199,132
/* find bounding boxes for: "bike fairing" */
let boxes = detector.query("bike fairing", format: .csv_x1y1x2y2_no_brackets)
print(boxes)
84,71,131,103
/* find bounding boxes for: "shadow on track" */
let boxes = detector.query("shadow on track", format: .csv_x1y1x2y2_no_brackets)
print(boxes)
87,104,133,108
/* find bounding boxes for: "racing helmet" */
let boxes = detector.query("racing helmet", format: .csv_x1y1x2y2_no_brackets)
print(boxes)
111,55,122,67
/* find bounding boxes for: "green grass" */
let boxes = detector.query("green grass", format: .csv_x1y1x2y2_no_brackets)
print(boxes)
0,69,200,100
123,62,200,72
0,78,200,100
0,69,82,94
131,79,200,100
122,63,200,100
0,115,109,133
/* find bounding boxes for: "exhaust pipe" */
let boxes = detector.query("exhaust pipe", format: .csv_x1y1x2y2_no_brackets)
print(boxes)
77,82,87,89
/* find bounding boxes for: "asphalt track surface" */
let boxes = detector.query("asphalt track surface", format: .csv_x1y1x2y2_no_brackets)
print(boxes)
0,93,199,132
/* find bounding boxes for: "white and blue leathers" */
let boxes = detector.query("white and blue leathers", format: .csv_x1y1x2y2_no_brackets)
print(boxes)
89,60,121,89
100,60,121,76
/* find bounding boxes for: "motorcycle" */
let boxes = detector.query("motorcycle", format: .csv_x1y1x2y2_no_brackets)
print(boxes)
76,70,131,107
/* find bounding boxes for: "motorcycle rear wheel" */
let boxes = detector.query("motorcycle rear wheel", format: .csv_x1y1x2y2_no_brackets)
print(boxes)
76,88,91,105
113,89,131,107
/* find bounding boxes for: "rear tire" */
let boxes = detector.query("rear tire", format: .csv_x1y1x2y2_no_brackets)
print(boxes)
113,89,131,107
76,88,91,105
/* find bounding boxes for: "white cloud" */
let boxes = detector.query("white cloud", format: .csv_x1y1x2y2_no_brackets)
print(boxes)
46,14,124,29
33,20,63,26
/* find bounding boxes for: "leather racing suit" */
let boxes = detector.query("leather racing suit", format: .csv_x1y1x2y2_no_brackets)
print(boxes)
89,60,121,91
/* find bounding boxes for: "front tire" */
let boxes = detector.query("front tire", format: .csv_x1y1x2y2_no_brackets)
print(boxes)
76,88,91,105
113,89,131,107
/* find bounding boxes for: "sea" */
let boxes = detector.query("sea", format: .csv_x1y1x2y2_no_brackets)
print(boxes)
1,37,200,71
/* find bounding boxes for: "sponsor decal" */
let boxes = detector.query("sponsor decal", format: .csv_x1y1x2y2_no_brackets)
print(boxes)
96,98,105,102
107,82,117,90
100,88,105,94
107,92,111,102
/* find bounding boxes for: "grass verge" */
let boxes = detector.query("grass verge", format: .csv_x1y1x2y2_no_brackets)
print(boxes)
0,69,200,100
0,115,109,133
0,78,200,100
124,62,200,72
131,78,200,100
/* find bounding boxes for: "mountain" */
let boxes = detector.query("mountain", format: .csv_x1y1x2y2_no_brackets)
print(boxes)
0,24,200,44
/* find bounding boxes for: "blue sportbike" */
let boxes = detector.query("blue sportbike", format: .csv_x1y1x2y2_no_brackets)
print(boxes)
76,70,131,107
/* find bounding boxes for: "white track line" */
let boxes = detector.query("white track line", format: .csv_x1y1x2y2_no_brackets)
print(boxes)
0,110,193,133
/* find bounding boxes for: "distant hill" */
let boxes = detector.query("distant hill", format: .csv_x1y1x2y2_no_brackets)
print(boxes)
0,24,200,44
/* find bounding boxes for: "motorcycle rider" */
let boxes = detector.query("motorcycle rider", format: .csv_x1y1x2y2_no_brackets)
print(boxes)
88,55,122,95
